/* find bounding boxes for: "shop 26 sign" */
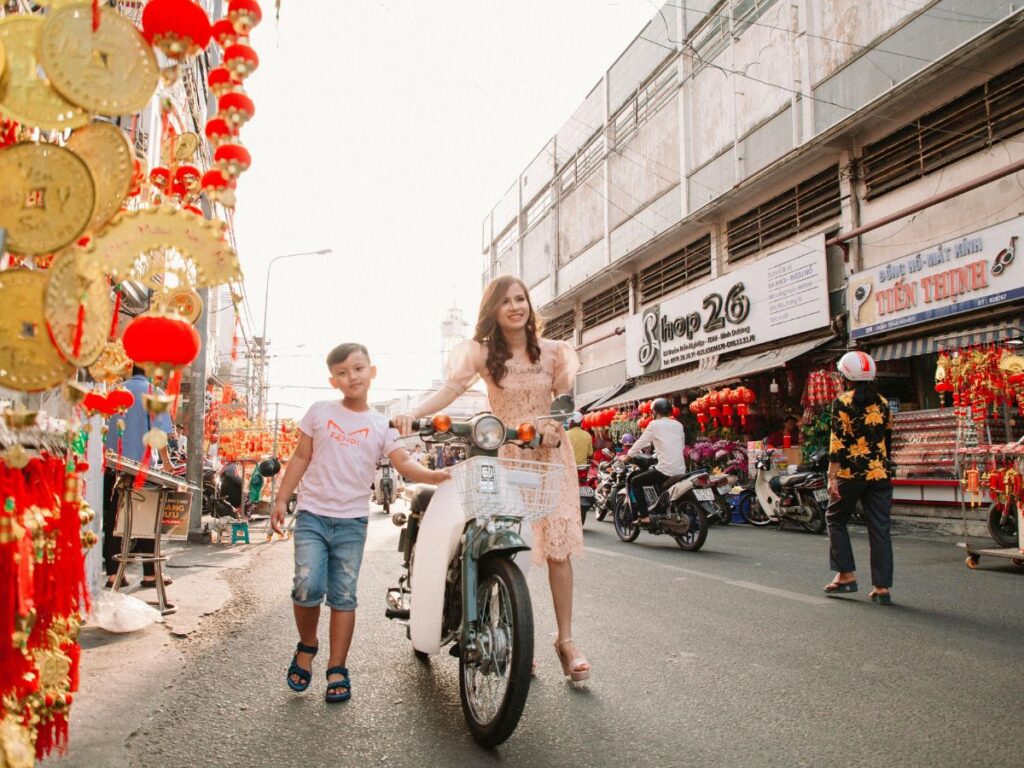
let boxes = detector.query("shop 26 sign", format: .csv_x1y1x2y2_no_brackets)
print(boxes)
848,215,1023,339
626,241,830,377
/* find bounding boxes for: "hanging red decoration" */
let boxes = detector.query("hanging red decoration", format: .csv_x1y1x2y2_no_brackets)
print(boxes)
671,406,681,418
201,169,236,208
204,117,237,147
228,0,263,34
214,143,251,179
211,17,238,48
217,91,255,127
174,164,202,191
141,0,213,59
149,166,171,190
122,313,201,385
223,43,259,79
107,387,135,414
207,66,239,98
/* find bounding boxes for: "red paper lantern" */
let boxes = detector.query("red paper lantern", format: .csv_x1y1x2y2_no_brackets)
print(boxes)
737,386,756,405
211,18,238,48
204,117,237,147
218,91,255,127
671,406,681,418
142,0,212,59
737,403,749,427
174,164,202,190
726,388,741,405
697,413,709,431
83,391,117,417
214,143,251,178
935,381,952,393
149,166,171,190
223,43,259,79
688,401,700,415
122,313,201,384
707,391,720,408
208,66,239,97
201,169,236,207
228,0,263,34
107,387,136,414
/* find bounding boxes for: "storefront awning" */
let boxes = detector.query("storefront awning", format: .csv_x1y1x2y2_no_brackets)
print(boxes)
577,382,632,411
868,322,1024,361
602,336,835,407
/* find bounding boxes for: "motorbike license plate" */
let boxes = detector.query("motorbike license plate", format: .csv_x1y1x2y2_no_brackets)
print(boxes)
716,485,729,495
579,487,594,497
694,488,715,501
813,489,830,503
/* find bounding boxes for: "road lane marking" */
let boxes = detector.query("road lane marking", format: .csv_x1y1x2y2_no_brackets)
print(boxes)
587,546,834,606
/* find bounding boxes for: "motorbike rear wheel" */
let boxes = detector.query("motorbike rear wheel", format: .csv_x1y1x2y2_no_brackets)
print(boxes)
595,493,609,522
612,494,639,542
800,501,827,535
459,557,533,749
673,500,708,551
987,500,1019,548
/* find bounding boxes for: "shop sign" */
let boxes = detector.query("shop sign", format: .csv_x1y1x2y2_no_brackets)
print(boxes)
625,240,830,377
848,215,1022,339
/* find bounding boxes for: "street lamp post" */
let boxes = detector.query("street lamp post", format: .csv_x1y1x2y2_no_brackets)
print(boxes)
258,248,332,418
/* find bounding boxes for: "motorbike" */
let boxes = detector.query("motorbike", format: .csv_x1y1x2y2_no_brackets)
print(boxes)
385,395,575,747
372,457,400,514
577,462,597,525
592,450,619,522
738,446,827,533
611,454,710,551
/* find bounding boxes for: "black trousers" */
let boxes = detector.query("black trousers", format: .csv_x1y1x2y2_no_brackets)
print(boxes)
102,470,155,577
629,468,671,518
826,479,893,588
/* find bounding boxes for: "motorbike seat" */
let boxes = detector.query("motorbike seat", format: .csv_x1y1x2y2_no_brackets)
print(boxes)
630,455,659,470
769,473,816,493
408,484,436,515
660,469,706,490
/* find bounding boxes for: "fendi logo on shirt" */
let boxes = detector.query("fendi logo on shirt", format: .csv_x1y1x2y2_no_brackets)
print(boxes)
327,420,369,446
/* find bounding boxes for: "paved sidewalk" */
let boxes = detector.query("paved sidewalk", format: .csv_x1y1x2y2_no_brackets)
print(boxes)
53,532,279,768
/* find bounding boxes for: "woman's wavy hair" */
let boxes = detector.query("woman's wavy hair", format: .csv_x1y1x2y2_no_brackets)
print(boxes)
474,275,542,387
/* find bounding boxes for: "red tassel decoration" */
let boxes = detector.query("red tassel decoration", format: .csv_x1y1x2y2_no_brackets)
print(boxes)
72,302,86,359
92,0,101,31
133,446,153,488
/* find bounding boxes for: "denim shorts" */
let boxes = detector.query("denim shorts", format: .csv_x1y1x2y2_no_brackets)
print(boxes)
291,511,368,611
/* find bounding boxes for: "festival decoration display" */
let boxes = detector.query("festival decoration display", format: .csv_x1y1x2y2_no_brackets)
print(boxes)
141,0,213,60
689,386,756,431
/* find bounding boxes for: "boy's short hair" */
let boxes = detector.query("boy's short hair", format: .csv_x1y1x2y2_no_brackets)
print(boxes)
326,343,370,369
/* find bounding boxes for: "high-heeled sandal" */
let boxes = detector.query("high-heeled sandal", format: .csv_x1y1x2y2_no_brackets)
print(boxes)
554,639,590,683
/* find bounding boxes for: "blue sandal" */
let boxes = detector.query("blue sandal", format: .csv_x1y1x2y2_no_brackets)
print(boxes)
286,642,318,692
325,666,351,703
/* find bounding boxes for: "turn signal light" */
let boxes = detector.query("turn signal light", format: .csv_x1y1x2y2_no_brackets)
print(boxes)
432,413,452,433
516,422,536,442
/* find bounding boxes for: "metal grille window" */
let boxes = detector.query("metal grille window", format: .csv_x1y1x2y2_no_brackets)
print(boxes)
862,62,1024,200
581,284,630,331
559,133,606,194
542,310,575,342
638,235,712,305
525,186,553,230
611,57,679,148
727,166,840,261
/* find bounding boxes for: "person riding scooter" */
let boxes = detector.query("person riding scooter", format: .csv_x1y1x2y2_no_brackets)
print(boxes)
627,398,685,526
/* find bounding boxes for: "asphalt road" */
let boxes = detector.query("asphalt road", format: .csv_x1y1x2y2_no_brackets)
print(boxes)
124,507,1023,768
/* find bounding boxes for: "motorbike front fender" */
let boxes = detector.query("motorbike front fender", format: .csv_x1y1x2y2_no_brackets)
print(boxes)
470,527,530,560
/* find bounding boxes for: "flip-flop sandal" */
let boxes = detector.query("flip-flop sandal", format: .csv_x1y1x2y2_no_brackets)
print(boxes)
823,580,858,595
139,576,173,588
325,666,351,703
869,590,893,605
286,642,318,692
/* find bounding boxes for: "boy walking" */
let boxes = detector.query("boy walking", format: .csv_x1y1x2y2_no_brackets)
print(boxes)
271,343,448,702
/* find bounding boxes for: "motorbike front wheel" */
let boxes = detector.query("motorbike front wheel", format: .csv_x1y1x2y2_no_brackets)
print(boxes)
800,501,827,535
612,494,640,542
459,557,533,749
987,500,1019,548
739,493,772,526
595,493,609,522
673,500,708,551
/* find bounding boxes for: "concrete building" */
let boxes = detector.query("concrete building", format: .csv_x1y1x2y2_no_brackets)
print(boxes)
481,0,1024,509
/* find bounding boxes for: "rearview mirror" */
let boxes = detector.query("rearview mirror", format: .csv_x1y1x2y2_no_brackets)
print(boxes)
550,394,575,419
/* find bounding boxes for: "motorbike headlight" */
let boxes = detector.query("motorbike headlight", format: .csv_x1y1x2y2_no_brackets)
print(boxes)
471,415,505,451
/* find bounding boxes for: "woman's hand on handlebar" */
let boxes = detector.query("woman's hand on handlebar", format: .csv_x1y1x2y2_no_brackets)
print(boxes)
393,414,416,436
539,420,562,449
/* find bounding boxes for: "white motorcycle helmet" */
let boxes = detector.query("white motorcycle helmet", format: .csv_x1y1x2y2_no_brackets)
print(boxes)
837,350,877,382
567,411,583,427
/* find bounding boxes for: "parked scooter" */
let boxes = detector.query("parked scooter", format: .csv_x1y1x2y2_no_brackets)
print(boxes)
592,450,618,522
372,457,400,514
577,462,597,525
739,446,827,533
385,396,576,748
611,454,710,550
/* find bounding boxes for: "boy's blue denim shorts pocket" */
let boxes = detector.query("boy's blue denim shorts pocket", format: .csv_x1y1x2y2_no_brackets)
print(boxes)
291,511,368,611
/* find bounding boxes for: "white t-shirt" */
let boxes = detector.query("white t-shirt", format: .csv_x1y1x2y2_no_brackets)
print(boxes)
628,417,686,476
297,400,402,518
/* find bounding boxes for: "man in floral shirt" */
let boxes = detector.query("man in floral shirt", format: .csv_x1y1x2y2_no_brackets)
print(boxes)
824,351,896,605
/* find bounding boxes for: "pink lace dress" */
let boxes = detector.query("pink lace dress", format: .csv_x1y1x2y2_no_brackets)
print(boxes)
443,338,584,565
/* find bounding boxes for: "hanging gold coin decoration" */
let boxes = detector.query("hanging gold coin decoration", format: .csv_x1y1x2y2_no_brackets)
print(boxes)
44,250,113,367
40,4,160,116
81,205,243,286
0,16,88,131
0,269,76,392
164,286,204,323
88,338,132,383
171,132,201,163
66,123,134,233
0,143,96,256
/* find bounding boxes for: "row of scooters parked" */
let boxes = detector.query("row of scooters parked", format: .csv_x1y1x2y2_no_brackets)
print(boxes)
577,445,834,551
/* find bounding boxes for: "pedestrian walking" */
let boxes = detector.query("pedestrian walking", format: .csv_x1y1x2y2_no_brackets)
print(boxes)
270,343,449,702
824,351,895,605
396,275,592,682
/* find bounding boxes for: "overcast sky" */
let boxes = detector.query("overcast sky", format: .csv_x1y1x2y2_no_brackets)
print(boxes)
234,0,657,418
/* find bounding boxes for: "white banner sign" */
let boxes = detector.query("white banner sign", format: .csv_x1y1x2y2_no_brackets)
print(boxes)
625,239,830,377
848,215,1023,339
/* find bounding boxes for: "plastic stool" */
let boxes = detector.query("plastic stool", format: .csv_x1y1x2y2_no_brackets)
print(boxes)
230,521,250,544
